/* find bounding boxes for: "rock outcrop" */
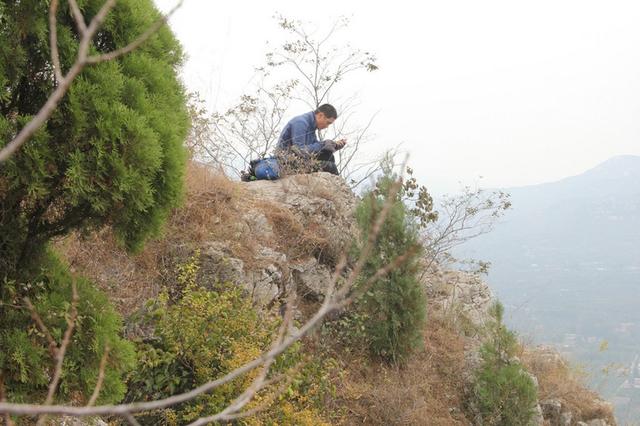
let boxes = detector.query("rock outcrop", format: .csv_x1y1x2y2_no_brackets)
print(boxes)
235,173,358,304
424,266,494,328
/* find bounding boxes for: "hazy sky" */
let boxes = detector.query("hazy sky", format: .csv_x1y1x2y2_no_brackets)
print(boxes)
155,0,640,193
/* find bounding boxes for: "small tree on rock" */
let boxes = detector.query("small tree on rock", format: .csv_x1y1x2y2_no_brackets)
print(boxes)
471,301,537,425
353,165,427,364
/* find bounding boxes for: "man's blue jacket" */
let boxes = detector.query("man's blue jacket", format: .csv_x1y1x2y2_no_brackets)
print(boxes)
277,111,325,155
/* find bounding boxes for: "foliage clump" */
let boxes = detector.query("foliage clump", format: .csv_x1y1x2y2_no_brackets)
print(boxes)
348,167,428,364
126,253,335,425
0,0,189,278
470,301,537,425
0,251,135,405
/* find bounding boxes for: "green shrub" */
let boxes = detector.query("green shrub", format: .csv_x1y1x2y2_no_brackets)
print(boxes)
471,302,537,425
351,172,426,364
0,0,189,278
126,253,334,425
0,251,136,405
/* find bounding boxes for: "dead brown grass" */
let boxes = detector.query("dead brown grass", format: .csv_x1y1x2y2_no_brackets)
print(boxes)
522,347,616,424
172,162,255,262
258,200,336,265
328,315,472,426
55,162,252,316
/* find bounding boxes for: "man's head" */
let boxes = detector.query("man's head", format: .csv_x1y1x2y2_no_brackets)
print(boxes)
314,104,338,130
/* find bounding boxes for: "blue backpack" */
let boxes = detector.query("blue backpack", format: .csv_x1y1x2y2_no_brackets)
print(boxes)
253,157,280,180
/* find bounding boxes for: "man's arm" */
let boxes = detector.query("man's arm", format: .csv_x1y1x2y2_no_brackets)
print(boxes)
289,118,324,154
318,139,347,153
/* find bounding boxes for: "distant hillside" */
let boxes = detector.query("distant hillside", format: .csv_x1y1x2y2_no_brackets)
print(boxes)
465,155,640,268
457,155,640,422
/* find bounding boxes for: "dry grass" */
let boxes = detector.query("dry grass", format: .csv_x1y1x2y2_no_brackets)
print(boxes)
329,315,472,426
55,162,252,316
522,347,616,424
171,162,256,263
258,200,336,265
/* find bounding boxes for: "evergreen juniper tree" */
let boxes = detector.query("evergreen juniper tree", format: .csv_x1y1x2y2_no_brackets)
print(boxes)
0,0,189,279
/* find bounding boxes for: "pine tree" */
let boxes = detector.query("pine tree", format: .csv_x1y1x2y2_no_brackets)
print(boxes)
354,172,426,364
0,0,189,278
471,302,537,425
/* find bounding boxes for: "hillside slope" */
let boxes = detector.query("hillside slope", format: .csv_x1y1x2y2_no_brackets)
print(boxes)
56,163,615,425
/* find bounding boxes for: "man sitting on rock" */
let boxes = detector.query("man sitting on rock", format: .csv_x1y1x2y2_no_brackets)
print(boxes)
276,104,346,175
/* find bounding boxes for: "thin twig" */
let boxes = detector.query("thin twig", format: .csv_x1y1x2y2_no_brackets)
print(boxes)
204,290,297,423
87,346,110,407
86,0,184,64
124,412,141,426
188,368,298,425
36,280,79,426
48,0,63,84
67,0,88,34
23,298,57,357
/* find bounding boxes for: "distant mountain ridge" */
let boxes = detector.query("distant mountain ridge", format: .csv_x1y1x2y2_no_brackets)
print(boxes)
463,155,640,268
505,154,640,202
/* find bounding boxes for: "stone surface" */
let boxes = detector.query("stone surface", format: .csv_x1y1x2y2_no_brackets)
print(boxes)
586,420,610,426
540,399,562,425
290,257,333,301
530,403,544,426
560,410,573,426
194,173,359,306
199,241,246,287
424,266,494,328
240,173,357,303
243,172,358,252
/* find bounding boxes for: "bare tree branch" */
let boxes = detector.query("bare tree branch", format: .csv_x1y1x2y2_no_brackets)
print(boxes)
124,412,141,426
23,298,57,357
419,186,511,276
87,346,110,407
189,295,297,426
67,0,88,34
36,280,79,426
86,0,184,64
49,0,63,84
82,0,117,43
192,372,295,424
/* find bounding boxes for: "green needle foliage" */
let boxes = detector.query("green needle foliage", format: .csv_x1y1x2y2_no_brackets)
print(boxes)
353,169,427,364
471,302,537,425
0,251,135,405
0,0,189,279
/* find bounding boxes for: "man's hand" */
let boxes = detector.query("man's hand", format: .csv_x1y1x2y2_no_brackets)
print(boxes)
335,139,347,150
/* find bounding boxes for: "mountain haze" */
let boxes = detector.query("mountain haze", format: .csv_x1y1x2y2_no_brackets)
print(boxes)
458,155,640,422
468,155,640,268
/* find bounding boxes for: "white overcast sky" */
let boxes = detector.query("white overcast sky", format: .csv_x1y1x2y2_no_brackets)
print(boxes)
155,0,640,193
